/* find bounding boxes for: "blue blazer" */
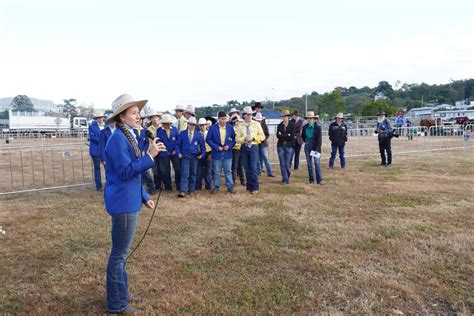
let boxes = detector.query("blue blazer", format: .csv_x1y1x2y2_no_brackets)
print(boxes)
104,128,155,215
176,129,205,158
137,128,150,153
99,126,113,162
206,123,236,160
156,126,179,158
88,121,102,156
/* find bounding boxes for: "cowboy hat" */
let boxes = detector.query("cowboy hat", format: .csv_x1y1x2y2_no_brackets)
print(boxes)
159,114,173,124
242,106,254,115
93,111,105,119
254,112,265,121
205,116,217,125
175,104,186,111
198,118,207,125
145,111,163,118
206,120,213,126
185,105,195,115
377,111,386,116
305,111,318,119
280,110,291,117
335,113,344,119
229,107,240,114
187,116,197,125
106,94,148,124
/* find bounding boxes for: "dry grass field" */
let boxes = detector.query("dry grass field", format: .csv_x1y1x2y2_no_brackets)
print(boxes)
1,150,473,314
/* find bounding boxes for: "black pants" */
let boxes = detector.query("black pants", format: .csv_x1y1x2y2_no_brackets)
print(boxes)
293,142,302,169
379,139,392,165
232,149,245,184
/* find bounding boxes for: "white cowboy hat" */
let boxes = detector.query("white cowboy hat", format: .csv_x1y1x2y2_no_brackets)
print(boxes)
175,104,186,111
185,105,195,115
159,113,173,124
229,107,240,114
93,111,105,118
254,112,265,121
198,118,207,125
305,111,318,119
106,94,148,124
145,111,163,118
206,120,212,126
187,116,197,125
335,113,344,119
242,106,253,115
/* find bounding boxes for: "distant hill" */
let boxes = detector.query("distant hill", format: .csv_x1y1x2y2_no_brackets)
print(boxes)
0,97,58,111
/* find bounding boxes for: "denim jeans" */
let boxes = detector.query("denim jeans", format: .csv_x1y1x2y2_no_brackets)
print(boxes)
240,144,259,191
180,155,198,193
329,144,346,168
277,146,294,183
304,142,323,183
259,146,273,176
158,155,181,191
212,157,234,190
232,149,245,184
106,212,139,312
91,155,102,189
293,142,302,170
196,153,212,190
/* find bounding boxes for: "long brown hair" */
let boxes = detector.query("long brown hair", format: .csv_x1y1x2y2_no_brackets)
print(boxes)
114,116,140,158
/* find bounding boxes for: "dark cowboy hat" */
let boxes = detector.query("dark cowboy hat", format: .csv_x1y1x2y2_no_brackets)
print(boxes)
251,102,263,110
205,116,217,125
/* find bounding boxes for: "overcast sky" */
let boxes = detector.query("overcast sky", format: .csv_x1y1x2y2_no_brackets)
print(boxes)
1,0,472,112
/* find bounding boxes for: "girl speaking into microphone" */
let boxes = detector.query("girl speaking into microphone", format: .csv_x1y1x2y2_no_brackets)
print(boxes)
103,94,165,314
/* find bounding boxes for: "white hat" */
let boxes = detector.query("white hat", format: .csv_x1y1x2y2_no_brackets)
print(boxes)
254,112,265,121
159,114,173,124
206,120,212,126
198,118,207,125
175,104,186,111
242,106,253,115
106,94,148,124
93,111,105,118
336,113,344,119
305,111,319,119
145,111,163,118
185,104,195,115
229,107,240,114
187,116,197,125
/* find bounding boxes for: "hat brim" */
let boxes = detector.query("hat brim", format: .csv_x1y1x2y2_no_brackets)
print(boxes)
205,116,217,125
106,100,148,124
305,116,316,119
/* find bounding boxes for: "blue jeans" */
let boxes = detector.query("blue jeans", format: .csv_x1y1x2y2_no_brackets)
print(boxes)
293,142,302,169
304,142,323,183
240,145,259,191
158,155,181,191
196,153,212,190
329,144,346,168
180,155,198,193
232,149,245,184
91,155,102,189
277,146,294,183
259,146,273,176
106,212,139,313
212,157,234,191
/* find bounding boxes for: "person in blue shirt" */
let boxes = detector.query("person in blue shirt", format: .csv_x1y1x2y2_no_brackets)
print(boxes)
176,116,205,197
156,114,181,192
103,94,165,314
375,111,393,167
88,112,106,190
395,114,406,136
206,111,236,194
99,121,116,166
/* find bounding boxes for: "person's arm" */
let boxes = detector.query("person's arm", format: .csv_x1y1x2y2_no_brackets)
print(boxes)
206,126,220,151
344,124,348,142
89,125,100,145
328,124,334,142
106,135,154,181
253,123,266,143
313,125,322,152
302,125,307,142
141,184,150,204
176,132,183,156
289,122,296,141
228,126,236,149
199,134,206,157
262,122,270,141
276,124,283,140
99,129,107,162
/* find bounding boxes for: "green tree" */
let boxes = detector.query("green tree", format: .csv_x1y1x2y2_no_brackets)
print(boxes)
0,109,8,119
361,99,397,117
315,90,346,116
10,95,35,112
62,98,78,119
376,81,394,98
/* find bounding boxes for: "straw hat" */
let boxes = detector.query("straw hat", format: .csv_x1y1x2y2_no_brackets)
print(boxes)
254,112,265,121
305,111,319,119
175,104,186,111
335,113,344,119
106,94,148,124
280,110,291,117
206,120,213,126
93,111,105,119
187,116,197,125
159,114,173,124
242,106,254,115
198,118,207,125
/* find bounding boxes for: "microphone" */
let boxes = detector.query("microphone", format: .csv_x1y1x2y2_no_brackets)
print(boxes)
145,129,155,140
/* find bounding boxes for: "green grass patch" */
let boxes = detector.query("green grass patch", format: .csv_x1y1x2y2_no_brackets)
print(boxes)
411,223,440,235
261,184,306,195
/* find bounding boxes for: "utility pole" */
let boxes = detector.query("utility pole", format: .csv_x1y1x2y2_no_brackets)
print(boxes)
305,93,308,115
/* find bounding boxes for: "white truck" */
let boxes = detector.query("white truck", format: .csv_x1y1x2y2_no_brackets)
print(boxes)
4,110,89,136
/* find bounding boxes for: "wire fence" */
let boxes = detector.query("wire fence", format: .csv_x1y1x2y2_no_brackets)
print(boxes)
0,125,472,195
